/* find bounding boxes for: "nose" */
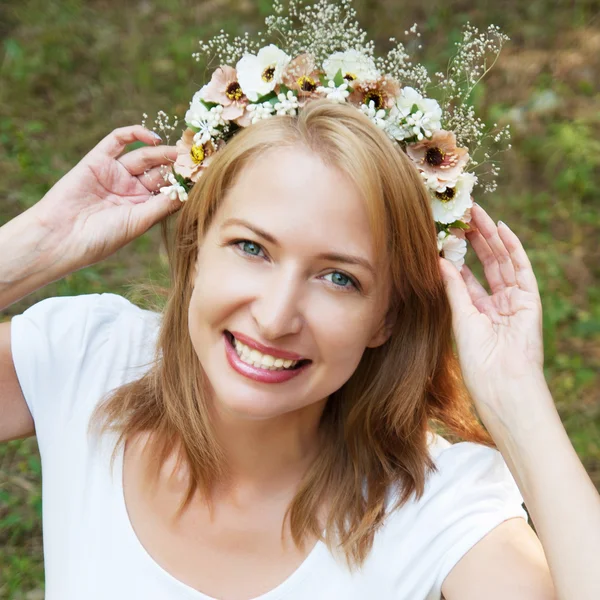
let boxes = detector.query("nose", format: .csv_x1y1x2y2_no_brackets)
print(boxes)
251,268,304,340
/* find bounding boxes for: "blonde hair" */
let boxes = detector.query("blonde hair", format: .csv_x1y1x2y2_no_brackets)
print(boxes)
89,99,493,570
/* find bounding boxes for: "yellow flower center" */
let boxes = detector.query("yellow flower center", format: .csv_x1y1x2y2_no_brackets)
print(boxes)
364,90,384,110
262,66,276,82
343,72,357,81
426,147,446,167
226,81,243,101
190,144,205,165
297,75,317,92
435,187,456,203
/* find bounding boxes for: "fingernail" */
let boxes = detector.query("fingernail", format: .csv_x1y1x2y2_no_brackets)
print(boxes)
498,220,510,230
150,131,162,141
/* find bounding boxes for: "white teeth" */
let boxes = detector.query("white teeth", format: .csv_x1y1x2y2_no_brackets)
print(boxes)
231,335,300,371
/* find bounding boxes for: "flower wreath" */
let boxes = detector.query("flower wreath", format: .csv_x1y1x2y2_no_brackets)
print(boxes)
148,0,510,270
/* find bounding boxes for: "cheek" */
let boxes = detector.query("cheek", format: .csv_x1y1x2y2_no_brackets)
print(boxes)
308,307,375,370
189,248,258,325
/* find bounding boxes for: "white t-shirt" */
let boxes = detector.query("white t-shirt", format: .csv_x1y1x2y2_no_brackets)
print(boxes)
11,293,528,600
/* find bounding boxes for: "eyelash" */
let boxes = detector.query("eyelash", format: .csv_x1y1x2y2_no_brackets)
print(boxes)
229,239,360,292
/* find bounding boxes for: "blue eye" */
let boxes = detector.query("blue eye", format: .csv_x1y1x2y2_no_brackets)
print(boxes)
236,240,264,257
323,271,357,291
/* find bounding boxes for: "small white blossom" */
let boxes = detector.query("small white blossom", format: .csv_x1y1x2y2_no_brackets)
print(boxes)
316,80,350,103
246,101,275,124
236,44,291,102
274,90,300,116
360,100,387,129
387,87,442,141
159,173,188,202
437,231,467,270
431,172,477,224
185,92,225,143
323,49,380,81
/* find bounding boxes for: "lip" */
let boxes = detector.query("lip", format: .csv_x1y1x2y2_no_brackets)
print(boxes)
223,332,311,384
228,330,306,361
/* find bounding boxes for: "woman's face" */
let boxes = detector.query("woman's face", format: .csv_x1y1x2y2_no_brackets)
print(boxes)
188,144,392,421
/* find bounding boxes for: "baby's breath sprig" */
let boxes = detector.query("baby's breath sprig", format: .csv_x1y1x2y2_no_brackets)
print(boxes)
266,0,375,64
376,24,431,93
436,24,509,148
142,110,180,146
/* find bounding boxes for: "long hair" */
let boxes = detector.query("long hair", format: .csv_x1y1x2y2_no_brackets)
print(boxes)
89,99,493,570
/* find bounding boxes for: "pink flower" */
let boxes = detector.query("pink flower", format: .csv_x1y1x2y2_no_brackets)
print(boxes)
173,128,219,182
282,54,323,104
406,130,469,190
347,75,401,110
199,65,248,121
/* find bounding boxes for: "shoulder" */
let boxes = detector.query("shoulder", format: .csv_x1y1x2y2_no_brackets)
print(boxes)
11,293,162,433
13,292,160,344
16,291,155,322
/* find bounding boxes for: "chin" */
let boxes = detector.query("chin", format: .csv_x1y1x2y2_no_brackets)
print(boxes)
210,383,306,421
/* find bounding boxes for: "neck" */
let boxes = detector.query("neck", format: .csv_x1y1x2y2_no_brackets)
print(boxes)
209,397,328,500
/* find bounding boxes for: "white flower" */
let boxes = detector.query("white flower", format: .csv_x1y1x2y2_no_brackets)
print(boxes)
387,87,442,141
316,80,350,103
274,90,299,116
437,231,467,270
159,173,188,202
323,49,379,82
236,44,291,102
360,100,387,129
431,172,477,224
185,92,225,144
246,101,275,124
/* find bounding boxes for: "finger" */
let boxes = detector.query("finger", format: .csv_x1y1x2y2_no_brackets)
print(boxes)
465,228,505,294
96,125,164,158
118,145,177,176
497,221,540,295
136,166,171,193
460,264,489,304
132,190,184,231
439,257,479,330
469,203,517,288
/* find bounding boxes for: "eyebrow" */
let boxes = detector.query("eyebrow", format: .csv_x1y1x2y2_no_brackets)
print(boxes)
221,217,376,277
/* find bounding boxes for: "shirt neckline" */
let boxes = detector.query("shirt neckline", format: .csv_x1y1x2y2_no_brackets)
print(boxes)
113,438,326,600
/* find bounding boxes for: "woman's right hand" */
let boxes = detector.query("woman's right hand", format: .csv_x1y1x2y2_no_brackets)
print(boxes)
32,125,180,272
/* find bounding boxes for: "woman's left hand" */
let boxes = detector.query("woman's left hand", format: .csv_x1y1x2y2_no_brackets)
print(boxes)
439,202,547,427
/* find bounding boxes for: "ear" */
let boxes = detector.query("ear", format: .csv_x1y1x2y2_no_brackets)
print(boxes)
366,309,397,349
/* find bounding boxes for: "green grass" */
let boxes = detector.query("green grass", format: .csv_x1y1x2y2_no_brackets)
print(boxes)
1,0,599,597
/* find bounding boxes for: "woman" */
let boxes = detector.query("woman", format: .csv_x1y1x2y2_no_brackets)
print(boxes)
1,101,599,600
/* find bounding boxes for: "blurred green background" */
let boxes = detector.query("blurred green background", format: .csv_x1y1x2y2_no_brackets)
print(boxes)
0,0,599,597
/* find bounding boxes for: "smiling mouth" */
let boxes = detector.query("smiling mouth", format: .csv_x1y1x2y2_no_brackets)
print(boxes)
224,331,311,371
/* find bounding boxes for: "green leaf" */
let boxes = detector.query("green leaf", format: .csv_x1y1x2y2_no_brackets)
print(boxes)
333,68,345,87
447,220,470,230
171,167,193,190
255,90,278,103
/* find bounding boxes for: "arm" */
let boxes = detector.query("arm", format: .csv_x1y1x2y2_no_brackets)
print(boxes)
439,203,600,600
0,125,178,442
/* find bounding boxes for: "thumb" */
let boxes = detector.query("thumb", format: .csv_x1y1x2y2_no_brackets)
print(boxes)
439,257,477,329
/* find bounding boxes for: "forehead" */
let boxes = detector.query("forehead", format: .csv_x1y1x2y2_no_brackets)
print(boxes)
216,145,377,259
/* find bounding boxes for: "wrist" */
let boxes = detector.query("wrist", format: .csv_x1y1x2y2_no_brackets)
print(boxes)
474,371,555,438
0,207,71,309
